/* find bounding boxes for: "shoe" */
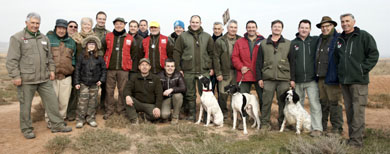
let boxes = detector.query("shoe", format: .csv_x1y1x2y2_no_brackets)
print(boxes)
103,113,112,120
171,118,179,125
66,117,75,121
23,131,36,139
52,125,72,133
76,122,83,128
310,130,322,137
47,122,52,129
327,130,341,137
261,124,272,131
186,115,195,122
88,121,98,127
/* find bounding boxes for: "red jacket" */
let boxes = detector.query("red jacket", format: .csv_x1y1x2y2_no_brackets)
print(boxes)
232,34,265,82
143,34,168,68
104,32,134,71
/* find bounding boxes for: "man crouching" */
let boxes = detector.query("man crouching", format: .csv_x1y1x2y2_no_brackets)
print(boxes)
124,58,163,123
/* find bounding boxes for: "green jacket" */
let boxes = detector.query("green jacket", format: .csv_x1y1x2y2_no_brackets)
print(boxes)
173,26,214,74
46,31,76,79
214,33,242,78
124,73,163,109
291,34,318,83
335,27,379,84
6,28,55,84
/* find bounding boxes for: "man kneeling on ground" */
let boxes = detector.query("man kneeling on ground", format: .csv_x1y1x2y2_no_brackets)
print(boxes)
124,58,163,123
158,58,186,124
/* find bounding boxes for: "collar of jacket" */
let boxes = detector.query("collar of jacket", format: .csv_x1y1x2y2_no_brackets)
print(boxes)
24,27,41,38
150,33,160,39
137,73,153,80
94,25,107,31
137,29,149,38
340,26,360,38
162,70,180,78
113,29,127,36
266,35,285,44
47,30,71,41
170,32,178,39
243,33,264,42
294,32,312,42
188,26,203,35
221,33,242,41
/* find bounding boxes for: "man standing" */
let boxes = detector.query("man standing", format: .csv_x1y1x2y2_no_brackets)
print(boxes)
210,22,224,95
315,16,343,136
93,11,110,42
256,20,295,130
173,15,214,121
45,19,77,126
124,58,163,123
6,12,72,139
128,20,144,74
158,58,186,124
232,20,264,108
290,19,322,137
138,19,149,38
214,20,242,119
335,13,379,148
102,17,135,119
142,21,173,74
168,20,185,47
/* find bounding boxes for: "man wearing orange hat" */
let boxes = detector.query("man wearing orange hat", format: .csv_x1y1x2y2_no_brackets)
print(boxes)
142,21,174,74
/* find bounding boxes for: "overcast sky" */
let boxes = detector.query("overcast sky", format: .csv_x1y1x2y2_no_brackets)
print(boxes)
0,0,388,57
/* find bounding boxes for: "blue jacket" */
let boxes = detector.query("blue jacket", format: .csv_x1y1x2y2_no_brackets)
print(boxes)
315,31,340,85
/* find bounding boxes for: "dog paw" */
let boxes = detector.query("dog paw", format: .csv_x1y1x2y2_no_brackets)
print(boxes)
296,131,301,135
204,124,209,127
195,122,200,125
244,131,248,135
251,125,256,128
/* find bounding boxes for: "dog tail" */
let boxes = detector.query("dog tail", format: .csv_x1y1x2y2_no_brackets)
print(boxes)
241,94,248,118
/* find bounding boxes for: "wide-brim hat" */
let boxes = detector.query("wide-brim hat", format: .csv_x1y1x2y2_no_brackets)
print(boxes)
82,35,102,49
316,16,337,28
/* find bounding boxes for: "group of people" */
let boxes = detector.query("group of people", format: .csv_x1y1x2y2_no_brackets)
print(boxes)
6,11,379,148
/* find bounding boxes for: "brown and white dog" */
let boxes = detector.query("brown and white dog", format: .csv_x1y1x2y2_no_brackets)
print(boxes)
195,75,223,127
225,84,260,134
279,89,311,134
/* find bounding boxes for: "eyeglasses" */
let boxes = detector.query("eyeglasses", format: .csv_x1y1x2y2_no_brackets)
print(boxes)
321,24,332,29
69,25,78,29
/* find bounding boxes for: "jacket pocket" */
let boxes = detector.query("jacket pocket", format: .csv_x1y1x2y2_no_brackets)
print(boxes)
277,60,290,80
181,55,193,71
20,67,35,82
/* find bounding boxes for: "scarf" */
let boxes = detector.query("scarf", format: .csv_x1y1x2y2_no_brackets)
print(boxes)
71,30,94,44
137,29,149,38
113,29,126,36
170,32,178,41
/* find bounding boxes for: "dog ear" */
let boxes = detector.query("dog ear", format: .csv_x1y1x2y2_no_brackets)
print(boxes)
279,90,288,102
292,90,300,103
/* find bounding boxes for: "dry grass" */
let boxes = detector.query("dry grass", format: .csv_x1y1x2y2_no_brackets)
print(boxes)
104,114,130,128
45,135,72,154
32,102,46,122
285,136,349,154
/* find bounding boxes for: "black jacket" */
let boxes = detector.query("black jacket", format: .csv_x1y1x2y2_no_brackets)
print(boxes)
157,71,186,99
74,52,107,86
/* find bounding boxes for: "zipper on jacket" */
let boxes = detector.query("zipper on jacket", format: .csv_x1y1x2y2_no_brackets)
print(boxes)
303,41,306,81
36,38,43,80
116,36,121,70
360,64,364,77
349,41,354,58
343,38,349,83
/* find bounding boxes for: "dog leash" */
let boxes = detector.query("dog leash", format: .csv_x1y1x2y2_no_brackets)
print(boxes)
238,69,252,86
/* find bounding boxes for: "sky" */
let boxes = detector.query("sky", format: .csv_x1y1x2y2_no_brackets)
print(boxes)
0,0,388,57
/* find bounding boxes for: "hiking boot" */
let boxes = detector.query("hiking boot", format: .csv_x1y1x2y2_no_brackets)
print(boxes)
88,121,98,127
103,113,112,120
23,131,36,139
51,125,72,133
310,130,322,137
76,122,84,128
66,117,75,121
186,115,195,122
327,130,342,137
171,118,179,125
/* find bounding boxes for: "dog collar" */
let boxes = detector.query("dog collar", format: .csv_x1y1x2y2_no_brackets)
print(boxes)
202,90,213,92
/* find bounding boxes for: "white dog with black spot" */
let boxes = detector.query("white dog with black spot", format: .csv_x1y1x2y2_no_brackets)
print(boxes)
279,89,311,134
195,75,224,127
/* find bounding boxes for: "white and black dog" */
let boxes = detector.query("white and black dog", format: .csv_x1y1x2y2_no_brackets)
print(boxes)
195,75,223,127
224,84,260,134
279,89,311,134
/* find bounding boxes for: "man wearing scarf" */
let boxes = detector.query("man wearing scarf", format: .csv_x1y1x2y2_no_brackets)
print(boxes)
137,19,149,38
142,21,173,74
102,17,136,120
45,19,76,127
173,15,215,121
315,16,343,137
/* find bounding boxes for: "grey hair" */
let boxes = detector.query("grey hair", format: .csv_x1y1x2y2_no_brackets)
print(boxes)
340,13,355,20
213,21,223,26
81,17,94,25
26,12,41,22
227,20,238,27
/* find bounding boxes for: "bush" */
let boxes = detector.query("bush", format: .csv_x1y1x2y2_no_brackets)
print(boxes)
45,135,71,154
73,128,131,154
285,136,348,154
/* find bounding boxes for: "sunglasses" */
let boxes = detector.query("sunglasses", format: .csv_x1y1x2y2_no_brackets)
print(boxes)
69,25,78,29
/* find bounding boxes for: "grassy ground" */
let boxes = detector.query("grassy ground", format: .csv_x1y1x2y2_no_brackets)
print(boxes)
45,116,390,154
